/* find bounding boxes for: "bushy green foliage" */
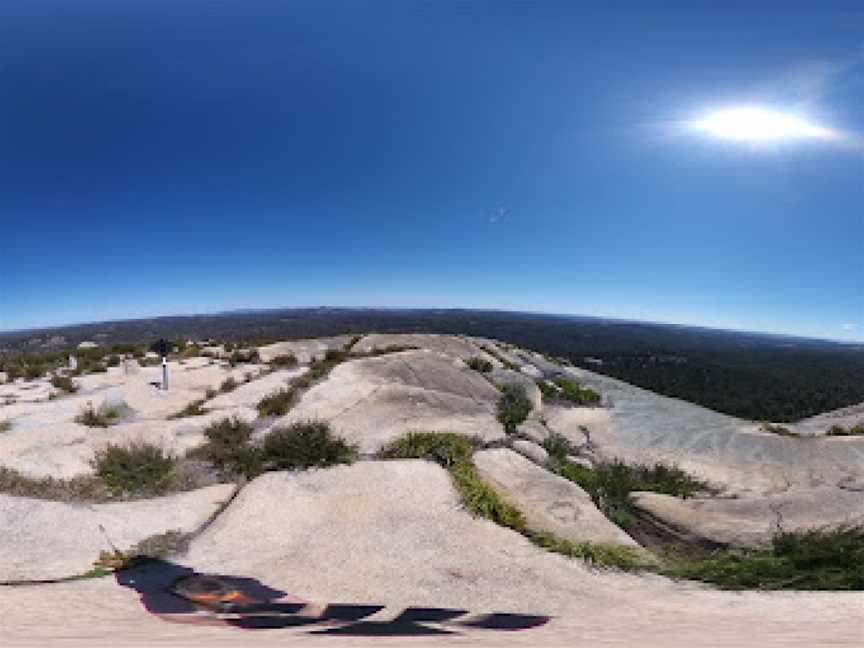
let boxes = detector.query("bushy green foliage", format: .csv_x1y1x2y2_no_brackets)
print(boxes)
664,526,864,590
826,424,864,437
535,379,557,398
75,401,122,428
496,384,533,433
379,431,480,468
541,431,574,461
190,416,261,477
466,356,493,373
551,458,709,530
261,420,357,471
91,442,178,497
269,353,298,368
50,374,79,394
257,387,297,417
551,377,601,405
0,420,12,433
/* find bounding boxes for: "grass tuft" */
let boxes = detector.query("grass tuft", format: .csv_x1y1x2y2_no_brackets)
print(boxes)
466,356,493,373
378,431,480,468
75,401,123,428
826,424,864,437
269,353,298,368
167,399,207,419
0,420,11,433
0,466,109,502
50,375,79,394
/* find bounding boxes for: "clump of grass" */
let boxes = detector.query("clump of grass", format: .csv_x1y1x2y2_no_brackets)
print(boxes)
219,376,238,393
269,353,298,368
189,416,261,477
496,384,533,434
257,387,297,417
466,356,493,373
75,401,123,428
541,431,574,461
167,399,207,419
449,461,527,531
550,458,710,530
205,387,218,399
0,420,11,433
91,441,179,497
261,420,357,471
826,424,864,437
663,526,864,590
528,530,651,571
379,431,480,468
229,349,261,366
50,375,79,394
0,466,109,502
761,422,798,437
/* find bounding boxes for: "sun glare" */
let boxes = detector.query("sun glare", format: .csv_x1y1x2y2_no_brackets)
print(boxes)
693,107,836,142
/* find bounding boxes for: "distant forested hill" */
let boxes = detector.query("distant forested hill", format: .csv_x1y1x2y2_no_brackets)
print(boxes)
2,308,862,422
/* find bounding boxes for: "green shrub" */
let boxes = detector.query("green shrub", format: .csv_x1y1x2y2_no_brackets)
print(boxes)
75,401,122,428
379,431,480,468
496,384,533,433
541,432,574,461
269,353,298,368
219,376,238,393
167,399,207,419
550,458,709,531
190,416,262,477
826,424,864,437
552,378,601,405
257,387,297,417
25,364,46,380
91,441,178,497
261,420,357,471
761,422,798,437
663,526,864,590
466,357,493,373
50,375,79,394
229,349,261,365
0,420,11,433
106,355,121,367
536,380,557,398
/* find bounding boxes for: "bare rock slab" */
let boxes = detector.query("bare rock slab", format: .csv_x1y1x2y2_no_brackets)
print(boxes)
473,448,638,547
0,484,235,581
631,488,864,549
512,439,549,464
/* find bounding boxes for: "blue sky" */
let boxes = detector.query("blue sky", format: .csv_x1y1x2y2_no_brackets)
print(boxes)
1,1,862,341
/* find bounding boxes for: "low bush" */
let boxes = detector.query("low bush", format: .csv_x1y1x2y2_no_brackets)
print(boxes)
541,431,574,461
190,416,261,477
761,422,798,437
826,424,864,437
379,431,480,468
261,420,357,471
75,401,123,428
50,375,79,394
106,355,121,367
257,387,297,417
167,399,207,419
269,353,298,368
466,356,493,373
551,377,601,405
0,466,108,502
229,349,261,365
496,384,533,433
0,420,11,433
550,458,710,530
663,526,864,590
91,441,179,497
219,376,238,393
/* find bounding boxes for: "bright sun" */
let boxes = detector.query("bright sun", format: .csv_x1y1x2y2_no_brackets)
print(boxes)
693,107,835,142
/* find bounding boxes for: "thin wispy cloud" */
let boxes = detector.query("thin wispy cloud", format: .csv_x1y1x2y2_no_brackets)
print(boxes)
488,207,510,224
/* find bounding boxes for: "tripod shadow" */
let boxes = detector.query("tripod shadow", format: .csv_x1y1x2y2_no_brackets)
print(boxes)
116,558,550,636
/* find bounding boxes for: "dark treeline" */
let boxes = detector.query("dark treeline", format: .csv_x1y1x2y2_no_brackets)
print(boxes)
2,308,862,422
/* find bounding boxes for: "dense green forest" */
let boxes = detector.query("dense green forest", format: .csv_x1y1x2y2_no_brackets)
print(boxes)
2,309,862,422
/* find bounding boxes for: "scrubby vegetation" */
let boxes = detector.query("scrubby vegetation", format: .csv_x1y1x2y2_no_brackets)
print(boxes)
189,416,261,477
256,386,296,417
552,377,601,405
549,457,710,530
167,399,207,419
75,401,123,428
50,375,79,394
269,353,298,368
229,348,261,365
257,349,354,417
761,422,798,437
663,526,864,590
261,420,357,471
219,376,238,393
528,530,652,571
496,384,533,433
91,442,178,497
0,420,11,433
826,424,864,437
480,345,518,370
466,356,493,373
379,431,480,468
0,466,109,502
